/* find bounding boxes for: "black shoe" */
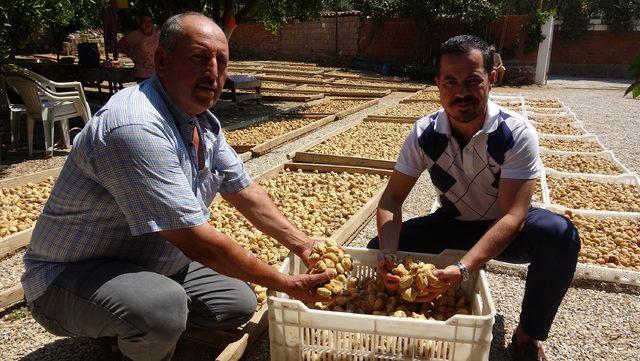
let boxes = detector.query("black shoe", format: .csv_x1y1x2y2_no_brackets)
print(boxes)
95,337,125,361
511,331,547,361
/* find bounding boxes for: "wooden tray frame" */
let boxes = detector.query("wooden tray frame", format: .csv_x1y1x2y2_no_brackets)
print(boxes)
0,168,64,310
288,97,380,119
400,95,441,103
185,162,390,360
290,118,416,170
0,167,63,259
365,114,420,122
284,84,392,98
227,114,337,156
329,80,426,92
258,92,324,102
256,75,333,85
323,71,409,83
256,68,325,77
369,98,440,121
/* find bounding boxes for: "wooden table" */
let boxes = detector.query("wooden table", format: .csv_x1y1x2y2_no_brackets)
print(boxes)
15,61,135,95
223,75,261,107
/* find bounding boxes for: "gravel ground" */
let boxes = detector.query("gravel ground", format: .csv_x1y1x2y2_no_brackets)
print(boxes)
0,250,25,290
0,154,67,181
2,79,639,360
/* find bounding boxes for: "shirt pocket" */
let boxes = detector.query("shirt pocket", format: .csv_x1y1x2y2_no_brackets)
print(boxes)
197,167,223,211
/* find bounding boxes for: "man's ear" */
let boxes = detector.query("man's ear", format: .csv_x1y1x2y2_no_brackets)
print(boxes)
154,47,166,76
488,69,497,86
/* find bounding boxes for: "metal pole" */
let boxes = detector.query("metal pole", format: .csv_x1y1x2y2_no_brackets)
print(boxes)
335,12,339,58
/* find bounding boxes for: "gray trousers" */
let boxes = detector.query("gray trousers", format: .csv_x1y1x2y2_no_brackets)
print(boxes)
28,260,257,361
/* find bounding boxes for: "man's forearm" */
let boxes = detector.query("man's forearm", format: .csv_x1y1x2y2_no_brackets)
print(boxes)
376,198,403,251
460,214,523,273
175,225,290,291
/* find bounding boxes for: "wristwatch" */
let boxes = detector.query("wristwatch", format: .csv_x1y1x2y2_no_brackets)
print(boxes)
454,262,471,283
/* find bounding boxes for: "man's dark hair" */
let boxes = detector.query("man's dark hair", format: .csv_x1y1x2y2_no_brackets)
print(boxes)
434,35,494,77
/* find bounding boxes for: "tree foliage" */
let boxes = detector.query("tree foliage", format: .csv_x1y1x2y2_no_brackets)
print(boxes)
0,0,105,61
590,0,640,33
625,53,640,99
1,0,337,61
361,0,499,78
523,9,555,53
124,0,337,34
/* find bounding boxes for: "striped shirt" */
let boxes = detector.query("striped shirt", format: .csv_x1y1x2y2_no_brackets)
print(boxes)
396,100,540,221
22,76,252,302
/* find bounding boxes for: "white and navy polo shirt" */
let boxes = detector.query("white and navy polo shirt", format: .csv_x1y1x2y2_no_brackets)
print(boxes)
396,101,540,221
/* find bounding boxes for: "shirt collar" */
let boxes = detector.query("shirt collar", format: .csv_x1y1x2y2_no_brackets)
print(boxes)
433,100,501,135
150,75,194,128
150,75,221,136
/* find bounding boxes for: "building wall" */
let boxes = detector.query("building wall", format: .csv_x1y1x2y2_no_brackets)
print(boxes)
230,14,640,78
229,15,360,62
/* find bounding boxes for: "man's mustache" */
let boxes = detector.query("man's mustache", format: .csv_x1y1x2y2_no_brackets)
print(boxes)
452,96,477,105
196,79,216,87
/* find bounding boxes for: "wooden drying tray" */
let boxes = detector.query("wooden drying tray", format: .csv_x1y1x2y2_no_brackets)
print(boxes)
329,80,426,92
283,85,392,98
0,167,64,310
290,117,416,170
400,92,441,103
0,167,63,258
365,114,420,122
286,97,380,119
324,71,410,83
187,161,391,360
257,67,325,77
256,75,333,85
226,114,337,156
258,91,324,102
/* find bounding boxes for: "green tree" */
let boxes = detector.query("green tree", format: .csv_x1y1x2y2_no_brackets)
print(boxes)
125,0,336,34
555,0,591,42
590,0,640,33
362,0,499,78
0,0,47,61
0,0,105,62
625,53,640,98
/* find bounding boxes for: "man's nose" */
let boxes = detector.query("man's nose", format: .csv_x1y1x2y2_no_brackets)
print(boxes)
453,82,470,98
205,57,219,79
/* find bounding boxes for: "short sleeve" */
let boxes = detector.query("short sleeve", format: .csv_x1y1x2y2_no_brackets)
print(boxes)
501,124,540,180
395,123,429,177
94,124,208,236
213,129,253,194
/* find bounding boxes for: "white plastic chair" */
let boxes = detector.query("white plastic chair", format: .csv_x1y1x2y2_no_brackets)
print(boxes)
2,64,91,123
0,74,28,145
5,75,81,156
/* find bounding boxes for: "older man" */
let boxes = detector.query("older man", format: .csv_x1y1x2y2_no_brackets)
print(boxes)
370,35,580,361
22,12,332,361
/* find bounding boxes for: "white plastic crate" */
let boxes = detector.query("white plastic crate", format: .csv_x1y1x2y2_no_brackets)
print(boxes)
543,204,640,285
523,98,566,108
530,120,589,136
489,93,522,100
525,106,573,116
538,134,607,154
544,169,640,215
490,204,640,286
540,149,633,175
268,248,496,361
526,113,579,124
